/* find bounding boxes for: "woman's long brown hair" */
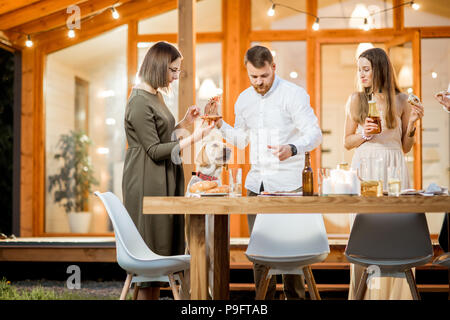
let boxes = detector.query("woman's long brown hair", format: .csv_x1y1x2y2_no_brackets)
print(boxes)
354,48,401,129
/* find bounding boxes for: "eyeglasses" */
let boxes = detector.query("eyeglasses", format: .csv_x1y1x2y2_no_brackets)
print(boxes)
169,67,181,74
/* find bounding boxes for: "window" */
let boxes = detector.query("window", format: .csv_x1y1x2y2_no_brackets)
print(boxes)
45,26,127,234
405,0,450,27
138,0,222,34
421,38,449,235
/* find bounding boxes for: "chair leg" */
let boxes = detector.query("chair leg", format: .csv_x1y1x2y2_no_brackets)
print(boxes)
355,268,369,300
405,269,421,300
178,270,190,300
132,283,140,300
120,274,133,300
255,266,271,300
303,266,321,300
169,273,181,300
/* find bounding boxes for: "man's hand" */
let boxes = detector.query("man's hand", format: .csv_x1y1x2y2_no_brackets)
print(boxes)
267,145,292,161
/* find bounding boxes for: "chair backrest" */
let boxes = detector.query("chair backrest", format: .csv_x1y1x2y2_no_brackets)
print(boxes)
345,213,433,260
94,191,158,260
246,214,330,258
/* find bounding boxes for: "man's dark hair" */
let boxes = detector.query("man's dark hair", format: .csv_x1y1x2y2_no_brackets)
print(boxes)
244,45,273,68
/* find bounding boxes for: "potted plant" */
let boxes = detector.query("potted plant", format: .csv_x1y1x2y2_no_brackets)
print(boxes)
48,130,99,233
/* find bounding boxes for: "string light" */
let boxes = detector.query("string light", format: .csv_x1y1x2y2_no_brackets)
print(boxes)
312,18,320,31
3,4,124,48
68,29,75,38
431,72,437,79
267,1,419,30
111,7,120,19
362,18,370,31
25,35,33,47
267,4,275,17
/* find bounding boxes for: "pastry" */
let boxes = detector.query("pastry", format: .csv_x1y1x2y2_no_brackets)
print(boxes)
189,180,218,193
205,185,230,194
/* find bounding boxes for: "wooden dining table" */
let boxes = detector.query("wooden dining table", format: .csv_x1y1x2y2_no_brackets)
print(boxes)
143,195,450,300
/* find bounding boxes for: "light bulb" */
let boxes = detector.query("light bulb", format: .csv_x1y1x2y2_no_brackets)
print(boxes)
312,18,320,31
412,2,420,10
271,50,276,57
267,4,275,17
68,29,75,38
431,72,437,79
363,18,370,31
111,7,119,19
289,71,298,79
25,35,33,47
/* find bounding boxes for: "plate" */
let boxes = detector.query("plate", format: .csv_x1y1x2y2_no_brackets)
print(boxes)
258,192,303,197
200,193,229,197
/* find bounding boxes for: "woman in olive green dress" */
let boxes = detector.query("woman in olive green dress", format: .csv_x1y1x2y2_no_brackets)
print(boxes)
122,41,214,300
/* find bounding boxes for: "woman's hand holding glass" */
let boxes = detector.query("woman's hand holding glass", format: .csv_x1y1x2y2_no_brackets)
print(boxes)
407,98,424,123
434,90,450,112
363,117,379,137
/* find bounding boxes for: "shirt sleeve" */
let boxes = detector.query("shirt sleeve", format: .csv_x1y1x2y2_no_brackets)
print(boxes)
127,97,180,162
219,98,250,149
287,89,323,154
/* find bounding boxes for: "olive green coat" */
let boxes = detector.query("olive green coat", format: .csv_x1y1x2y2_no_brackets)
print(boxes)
122,88,185,256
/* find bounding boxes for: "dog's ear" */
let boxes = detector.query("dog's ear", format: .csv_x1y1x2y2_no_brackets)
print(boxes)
195,145,210,166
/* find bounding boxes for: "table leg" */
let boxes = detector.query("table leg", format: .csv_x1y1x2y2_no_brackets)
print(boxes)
189,214,208,300
213,215,230,300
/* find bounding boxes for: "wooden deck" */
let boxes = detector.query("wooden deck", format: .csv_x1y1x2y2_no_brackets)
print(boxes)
0,236,448,295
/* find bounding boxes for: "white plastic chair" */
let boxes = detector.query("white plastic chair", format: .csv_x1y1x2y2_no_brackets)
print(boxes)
245,213,330,300
95,191,190,300
345,213,433,300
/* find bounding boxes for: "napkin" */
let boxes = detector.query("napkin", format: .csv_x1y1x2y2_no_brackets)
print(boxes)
420,183,448,196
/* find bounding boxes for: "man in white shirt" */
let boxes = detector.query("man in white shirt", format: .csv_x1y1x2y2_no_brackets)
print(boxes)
212,45,322,299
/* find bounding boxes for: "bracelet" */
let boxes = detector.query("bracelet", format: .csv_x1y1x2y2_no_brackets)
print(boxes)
361,133,373,141
408,127,416,137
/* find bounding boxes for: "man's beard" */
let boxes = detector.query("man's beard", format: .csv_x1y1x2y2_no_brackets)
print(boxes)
252,75,275,96
253,84,270,95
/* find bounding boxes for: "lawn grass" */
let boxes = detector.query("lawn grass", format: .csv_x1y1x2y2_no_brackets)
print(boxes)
0,278,130,300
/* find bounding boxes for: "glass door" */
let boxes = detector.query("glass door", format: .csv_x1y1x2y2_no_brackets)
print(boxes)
385,31,422,189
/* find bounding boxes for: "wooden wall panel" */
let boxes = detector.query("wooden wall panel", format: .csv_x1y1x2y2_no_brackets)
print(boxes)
224,0,251,238
127,20,137,95
412,31,422,190
0,0,88,30
178,0,196,191
20,48,35,236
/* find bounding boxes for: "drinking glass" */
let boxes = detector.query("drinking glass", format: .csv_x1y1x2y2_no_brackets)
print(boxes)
318,168,331,196
359,157,383,197
387,166,401,196
229,167,242,197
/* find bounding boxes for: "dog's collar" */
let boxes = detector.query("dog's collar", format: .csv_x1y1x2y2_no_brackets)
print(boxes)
196,172,218,181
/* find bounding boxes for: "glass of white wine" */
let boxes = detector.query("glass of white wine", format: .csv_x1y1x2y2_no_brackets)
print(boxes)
387,166,401,196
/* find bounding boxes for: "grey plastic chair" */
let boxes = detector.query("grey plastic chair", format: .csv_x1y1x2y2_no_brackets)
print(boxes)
433,252,450,268
345,213,433,300
433,213,449,298
95,191,190,300
245,213,330,300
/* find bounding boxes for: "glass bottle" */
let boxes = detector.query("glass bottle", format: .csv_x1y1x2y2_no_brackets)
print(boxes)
302,152,314,196
368,97,382,134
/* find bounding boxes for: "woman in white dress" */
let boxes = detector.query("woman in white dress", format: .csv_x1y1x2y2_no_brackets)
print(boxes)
343,48,424,299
